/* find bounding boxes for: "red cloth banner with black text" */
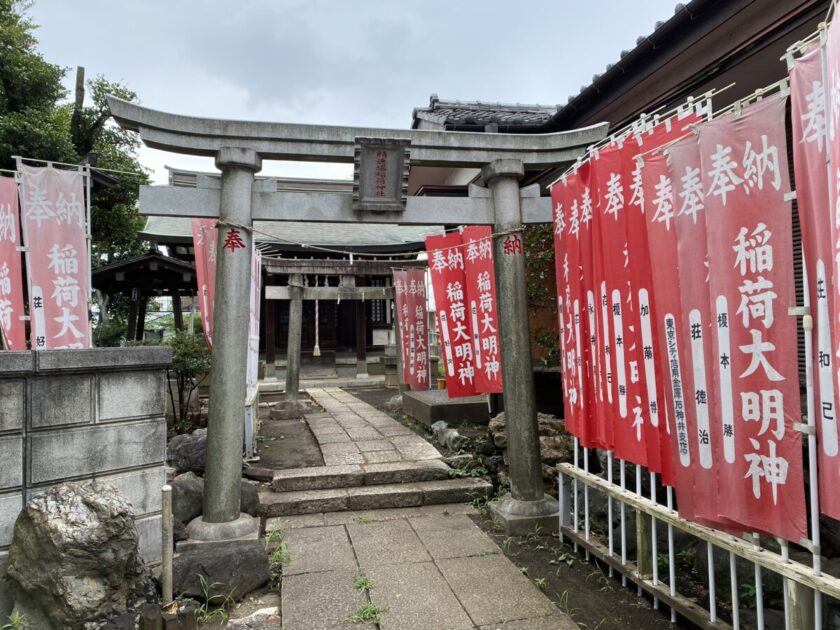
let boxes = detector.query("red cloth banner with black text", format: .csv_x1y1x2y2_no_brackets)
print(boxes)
392,270,412,384
426,232,478,398
405,268,430,390
191,219,217,349
0,177,26,350
462,226,502,393
698,95,806,541
18,165,90,350
790,42,840,520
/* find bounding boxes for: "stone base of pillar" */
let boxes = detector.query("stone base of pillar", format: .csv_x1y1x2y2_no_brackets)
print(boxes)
181,513,259,550
356,360,369,379
489,493,559,536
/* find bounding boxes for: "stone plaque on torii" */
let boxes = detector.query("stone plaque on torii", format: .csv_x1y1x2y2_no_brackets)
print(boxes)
107,96,607,540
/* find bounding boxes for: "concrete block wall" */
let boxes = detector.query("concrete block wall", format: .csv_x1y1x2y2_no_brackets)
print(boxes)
0,347,171,614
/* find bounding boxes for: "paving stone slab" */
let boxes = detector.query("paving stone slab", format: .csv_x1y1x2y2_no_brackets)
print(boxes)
320,442,361,455
346,484,423,511
355,439,392,452
323,452,366,466
348,519,430,567
418,477,492,504
314,431,353,444
308,423,347,435
362,460,450,485
366,562,473,630
393,444,443,461
258,488,348,517
437,555,559,626
376,425,416,437
409,514,500,559
271,465,363,492
477,614,579,629
362,450,403,464
282,569,369,630
346,427,384,441
265,513,326,530
388,434,432,447
320,503,477,526
283,525,358,575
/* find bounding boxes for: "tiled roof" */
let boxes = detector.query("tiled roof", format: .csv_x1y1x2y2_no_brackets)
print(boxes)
412,95,560,130
142,216,442,249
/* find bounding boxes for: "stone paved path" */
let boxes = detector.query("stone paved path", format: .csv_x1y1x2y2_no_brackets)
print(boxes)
269,505,578,630
265,388,577,630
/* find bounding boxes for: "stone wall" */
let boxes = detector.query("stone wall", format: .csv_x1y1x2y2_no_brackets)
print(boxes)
0,347,171,615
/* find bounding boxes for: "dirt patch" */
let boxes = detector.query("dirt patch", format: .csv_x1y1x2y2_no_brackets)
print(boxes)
257,417,324,470
471,511,680,630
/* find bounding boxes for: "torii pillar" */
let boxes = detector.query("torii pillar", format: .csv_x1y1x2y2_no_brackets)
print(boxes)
187,147,262,541
484,159,558,534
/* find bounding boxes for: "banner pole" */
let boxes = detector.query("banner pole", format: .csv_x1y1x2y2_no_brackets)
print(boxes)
666,486,677,624
620,458,627,587
730,551,740,630
754,534,765,630
707,542,717,623
780,539,791,629
635,463,642,597
573,437,580,554
607,450,615,578
583,446,591,562
650,471,659,610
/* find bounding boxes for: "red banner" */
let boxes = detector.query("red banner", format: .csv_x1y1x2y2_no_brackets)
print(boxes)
642,150,699,517
698,95,806,541
18,165,90,350
392,270,411,384
791,42,840,519
462,226,503,393
406,268,430,390
426,232,478,398
0,177,26,350
552,174,589,443
667,136,735,528
191,219,217,348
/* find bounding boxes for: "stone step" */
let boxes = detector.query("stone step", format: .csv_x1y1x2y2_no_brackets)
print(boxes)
257,477,492,517
270,460,451,492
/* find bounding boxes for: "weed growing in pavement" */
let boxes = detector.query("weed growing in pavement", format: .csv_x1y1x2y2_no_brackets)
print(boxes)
534,577,547,590
264,529,291,590
353,515,373,525
478,548,491,557
193,574,236,625
354,574,373,593
499,537,513,553
350,603,387,623
0,612,24,630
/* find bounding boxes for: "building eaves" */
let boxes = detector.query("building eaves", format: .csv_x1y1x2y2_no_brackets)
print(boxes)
411,94,561,131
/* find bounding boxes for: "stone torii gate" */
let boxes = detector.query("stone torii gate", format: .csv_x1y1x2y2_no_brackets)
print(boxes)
107,96,607,539
262,257,426,398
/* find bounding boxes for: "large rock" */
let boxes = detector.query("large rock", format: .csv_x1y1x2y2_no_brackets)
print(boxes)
6,481,153,629
170,472,260,524
170,471,204,523
173,540,269,603
167,428,207,473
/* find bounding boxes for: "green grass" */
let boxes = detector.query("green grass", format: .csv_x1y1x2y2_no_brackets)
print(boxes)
353,515,373,525
354,574,373,593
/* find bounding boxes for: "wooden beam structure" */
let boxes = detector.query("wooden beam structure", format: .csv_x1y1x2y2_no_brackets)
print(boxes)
265,285,393,301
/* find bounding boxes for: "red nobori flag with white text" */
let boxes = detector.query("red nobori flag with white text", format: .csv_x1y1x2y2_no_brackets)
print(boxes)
19,165,90,350
462,226,503,393
426,232,477,397
593,146,647,464
392,270,412,385
668,136,734,528
191,219,217,349
406,267,430,390
791,42,840,520
642,151,698,517
698,95,806,541
0,177,27,350
553,173,589,443
569,162,611,449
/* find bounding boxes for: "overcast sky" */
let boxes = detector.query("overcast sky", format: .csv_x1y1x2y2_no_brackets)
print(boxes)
28,0,678,184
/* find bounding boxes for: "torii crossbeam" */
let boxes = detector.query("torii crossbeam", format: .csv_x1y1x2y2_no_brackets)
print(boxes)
107,96,608,539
